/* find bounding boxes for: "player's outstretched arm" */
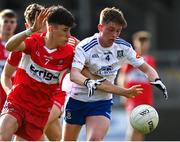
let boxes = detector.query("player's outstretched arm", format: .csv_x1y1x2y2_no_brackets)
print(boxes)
5,8,49,52
81,67,143,98
138,62,168,99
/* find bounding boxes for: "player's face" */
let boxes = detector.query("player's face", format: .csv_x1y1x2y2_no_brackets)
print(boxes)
98,22,123,47
51,25,71,46
0,17,17,36
141,40,151,54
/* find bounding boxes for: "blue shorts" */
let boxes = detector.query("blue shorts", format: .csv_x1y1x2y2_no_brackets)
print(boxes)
64,97,113,125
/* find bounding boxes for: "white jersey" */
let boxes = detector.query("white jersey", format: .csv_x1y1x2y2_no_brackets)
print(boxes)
70,33,144,102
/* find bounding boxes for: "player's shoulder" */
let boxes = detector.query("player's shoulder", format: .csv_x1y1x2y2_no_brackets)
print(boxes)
25,32,44,44
29,32,42,38
114,37,132,48
77,33,99,52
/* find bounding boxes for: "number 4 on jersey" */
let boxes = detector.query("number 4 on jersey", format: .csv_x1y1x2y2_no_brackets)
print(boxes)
105,55,110,61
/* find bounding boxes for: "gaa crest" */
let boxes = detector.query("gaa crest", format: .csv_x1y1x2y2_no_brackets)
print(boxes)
117,50,124,58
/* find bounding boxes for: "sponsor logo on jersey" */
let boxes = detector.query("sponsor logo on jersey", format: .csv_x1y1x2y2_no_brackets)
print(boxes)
97,65,116,75
92,53,99,58
30,64,60,82
117,50,124,58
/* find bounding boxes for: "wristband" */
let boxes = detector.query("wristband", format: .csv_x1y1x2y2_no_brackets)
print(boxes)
25,28,32,37
84,78,90,86
155,78,161,82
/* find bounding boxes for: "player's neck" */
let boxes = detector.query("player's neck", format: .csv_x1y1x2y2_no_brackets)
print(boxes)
99,36,113,48
44,34,57,49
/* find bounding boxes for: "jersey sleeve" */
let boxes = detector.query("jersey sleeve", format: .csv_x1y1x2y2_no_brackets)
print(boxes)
67,36,79,48
23,33,41,54
71,45,86,70
7,51,22,66
66,45,75,70
23,36,36,54
125,45,144,67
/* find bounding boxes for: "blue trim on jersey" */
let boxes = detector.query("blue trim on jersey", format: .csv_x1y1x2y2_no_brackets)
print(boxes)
84,42,98,52
115,38,131,47
82,38,98,52
64,97,113,125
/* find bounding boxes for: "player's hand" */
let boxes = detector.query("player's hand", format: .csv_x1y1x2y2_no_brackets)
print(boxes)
31,8,49,32
150,78,168,100
84,78,106,97
123,85,143,98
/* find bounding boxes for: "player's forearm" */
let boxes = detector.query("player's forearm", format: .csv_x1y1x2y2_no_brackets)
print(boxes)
70,67,88,86
148,65,159,81
96,81,128,95
1,74,12,94
81,67,129,96
138,62,159,81
1,63,17,94
5,28,34,51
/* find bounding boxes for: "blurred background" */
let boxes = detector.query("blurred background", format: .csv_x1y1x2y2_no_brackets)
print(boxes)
1,0,180,141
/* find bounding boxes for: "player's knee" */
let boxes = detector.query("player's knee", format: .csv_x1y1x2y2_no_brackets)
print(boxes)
87,134,103,141
47,132,61,141
0,133,13,141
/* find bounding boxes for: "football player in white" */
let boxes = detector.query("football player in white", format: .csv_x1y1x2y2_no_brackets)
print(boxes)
62,7,167,141
62,7,168,141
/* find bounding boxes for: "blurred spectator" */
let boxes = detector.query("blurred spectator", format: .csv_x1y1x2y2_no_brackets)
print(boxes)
0,9,17,112
118,31,156,141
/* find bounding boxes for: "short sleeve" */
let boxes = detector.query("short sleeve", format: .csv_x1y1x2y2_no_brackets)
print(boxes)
71,45,86,70
7,51,22,66
125,46,144,67
23,36,35,54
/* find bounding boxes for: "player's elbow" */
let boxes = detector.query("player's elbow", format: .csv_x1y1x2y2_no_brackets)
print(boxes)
5,41,14,51
70,73,76,83
70,68,78,82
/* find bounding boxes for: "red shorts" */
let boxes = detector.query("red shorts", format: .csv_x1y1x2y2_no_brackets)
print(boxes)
52,91,66,110
1,100,49,140
0,83,7,112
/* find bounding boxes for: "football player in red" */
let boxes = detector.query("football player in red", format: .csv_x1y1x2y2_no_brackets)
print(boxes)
0,5,75,141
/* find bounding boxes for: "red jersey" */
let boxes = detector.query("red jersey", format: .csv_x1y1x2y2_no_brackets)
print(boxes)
0,39,9,75
7,33,74,115
6,35,78,111
0,39,9,111
68,36,79,48
121,55,156,111
7,51,22,67
7,35,78,67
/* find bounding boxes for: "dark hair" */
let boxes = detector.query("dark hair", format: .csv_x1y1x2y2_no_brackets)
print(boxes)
99,7,127,28
0,9,17,19
24,3,44,26
132,31,151,42
47,5,75,27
